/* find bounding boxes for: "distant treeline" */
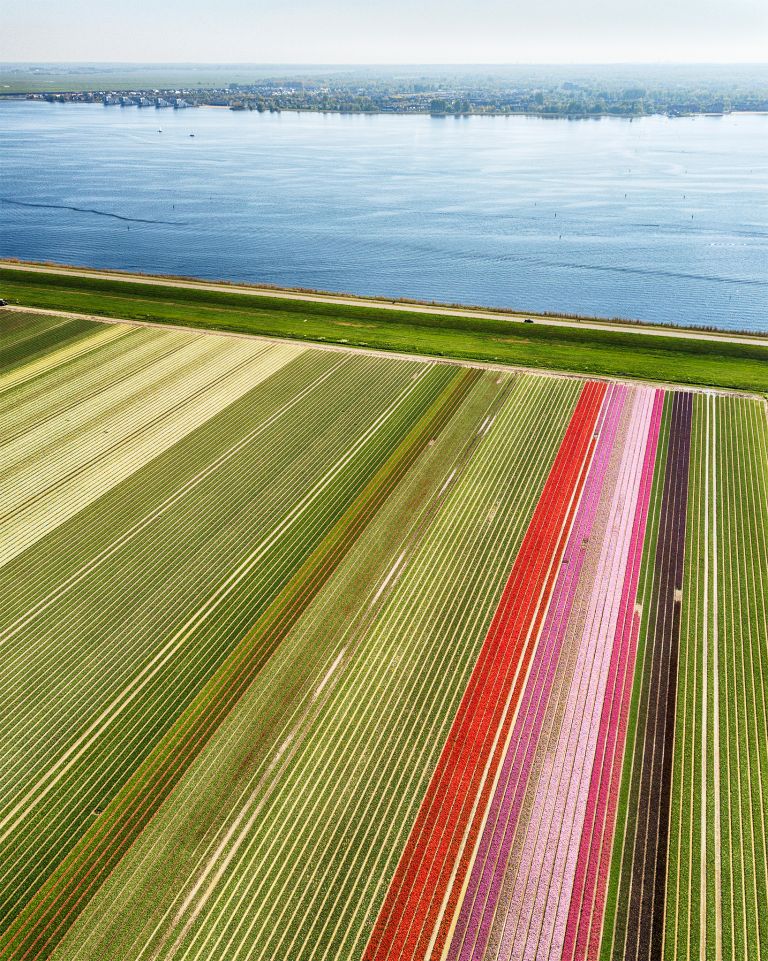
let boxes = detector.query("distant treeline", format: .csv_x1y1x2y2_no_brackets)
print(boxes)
5,63,768,118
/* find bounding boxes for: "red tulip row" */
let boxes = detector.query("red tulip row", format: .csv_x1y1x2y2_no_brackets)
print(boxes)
364,380,606,961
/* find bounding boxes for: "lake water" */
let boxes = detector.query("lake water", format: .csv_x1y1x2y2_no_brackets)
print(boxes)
1,101,767,331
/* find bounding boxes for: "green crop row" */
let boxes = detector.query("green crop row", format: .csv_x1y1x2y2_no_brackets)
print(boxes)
0,311,97,376
49,374,578,960
0,339,451,944
713,397,768,960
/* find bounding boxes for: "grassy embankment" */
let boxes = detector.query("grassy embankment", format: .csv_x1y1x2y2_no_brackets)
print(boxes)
2,266,767,394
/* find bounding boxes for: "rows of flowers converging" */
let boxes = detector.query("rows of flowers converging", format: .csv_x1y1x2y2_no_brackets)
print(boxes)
365,382,607,961
447,382,630,961
365,379,695,961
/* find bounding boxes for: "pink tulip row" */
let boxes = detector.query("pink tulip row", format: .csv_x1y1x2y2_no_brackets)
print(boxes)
488,385,658,961
446,383,628,961
365,381,610,961
562,388,663,961
499,385,658,961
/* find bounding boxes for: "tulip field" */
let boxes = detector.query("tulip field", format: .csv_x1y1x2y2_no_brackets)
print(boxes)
1,311,766,961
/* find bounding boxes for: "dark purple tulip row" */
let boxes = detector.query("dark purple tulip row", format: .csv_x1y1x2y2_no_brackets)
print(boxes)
614,390,693,961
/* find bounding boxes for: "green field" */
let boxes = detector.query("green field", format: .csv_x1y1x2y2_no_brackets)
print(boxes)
0,313,574,958
664,393,768,960
2,266,768,393
0,65,290,94
1,308,765,960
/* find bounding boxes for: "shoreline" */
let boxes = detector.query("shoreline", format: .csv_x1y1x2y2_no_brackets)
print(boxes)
4,97,768,121
3,258,766,346
3,260,768,397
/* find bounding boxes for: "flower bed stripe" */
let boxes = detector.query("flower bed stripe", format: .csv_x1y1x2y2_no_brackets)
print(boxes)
614,390,693,961
0,367,476,961
563,388,664,961
490,385,656,961
364,380,606,961
446,382,627,961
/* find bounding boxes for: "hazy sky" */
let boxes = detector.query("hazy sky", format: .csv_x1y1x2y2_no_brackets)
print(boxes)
5,0,768,63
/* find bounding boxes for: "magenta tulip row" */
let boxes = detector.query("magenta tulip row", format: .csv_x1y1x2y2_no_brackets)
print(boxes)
446,384,664,961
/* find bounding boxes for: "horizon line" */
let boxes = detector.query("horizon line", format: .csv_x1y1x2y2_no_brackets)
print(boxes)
3,59,768,68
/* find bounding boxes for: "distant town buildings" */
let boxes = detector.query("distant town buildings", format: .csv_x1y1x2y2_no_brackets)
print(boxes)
16,75,768,118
